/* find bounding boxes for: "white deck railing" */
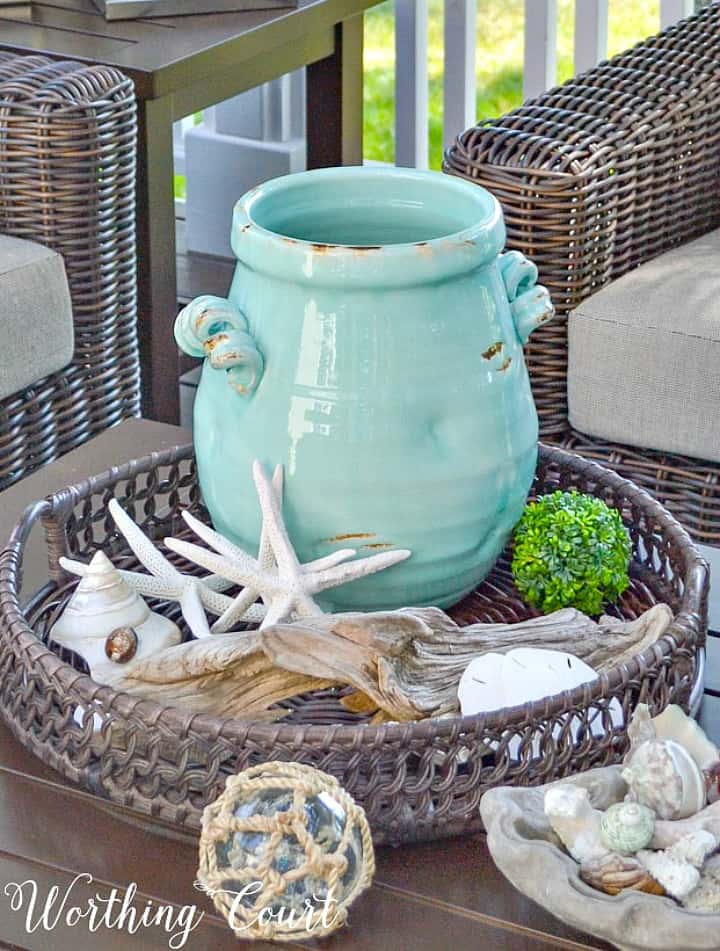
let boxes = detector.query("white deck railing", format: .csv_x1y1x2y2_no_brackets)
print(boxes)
395,0,696,167
178,0,698,254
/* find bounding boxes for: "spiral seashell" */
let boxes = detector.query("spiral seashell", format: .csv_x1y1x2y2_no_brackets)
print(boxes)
580,852,665,896
50,551,181,683
622,738,707,820
600,802,655,855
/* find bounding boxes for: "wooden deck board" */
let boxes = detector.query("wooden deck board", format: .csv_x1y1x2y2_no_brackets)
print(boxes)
176,216,234,305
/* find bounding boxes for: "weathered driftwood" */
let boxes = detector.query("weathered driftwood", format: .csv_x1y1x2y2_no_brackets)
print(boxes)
112,630,333,720
106,604,672,724
261,604,673,722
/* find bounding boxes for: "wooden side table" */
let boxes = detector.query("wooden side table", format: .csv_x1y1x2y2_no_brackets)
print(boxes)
0,0,384,424
1,421,719,951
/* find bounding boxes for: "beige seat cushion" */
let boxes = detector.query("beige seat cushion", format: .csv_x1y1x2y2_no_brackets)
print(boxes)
0,234,74,401
568,228,720,463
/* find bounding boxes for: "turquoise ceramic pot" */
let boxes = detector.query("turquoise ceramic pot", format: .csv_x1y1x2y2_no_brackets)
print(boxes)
175,167,553,610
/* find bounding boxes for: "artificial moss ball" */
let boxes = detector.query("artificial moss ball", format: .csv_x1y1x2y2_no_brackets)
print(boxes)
511,490,631,615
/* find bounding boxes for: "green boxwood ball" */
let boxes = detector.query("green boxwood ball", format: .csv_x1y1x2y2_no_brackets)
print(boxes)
511,490,631,615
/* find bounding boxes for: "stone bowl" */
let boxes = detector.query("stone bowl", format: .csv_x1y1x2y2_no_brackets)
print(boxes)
480,766,720,951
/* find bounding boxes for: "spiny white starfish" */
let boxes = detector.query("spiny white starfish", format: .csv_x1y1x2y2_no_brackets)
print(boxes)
179,465,288,632
179,464,356,633
59,499,265,638
165,460,412,630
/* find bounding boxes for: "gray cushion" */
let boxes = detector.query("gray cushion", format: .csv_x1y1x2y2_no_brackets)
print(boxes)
568,228,720,463
0,234,74,401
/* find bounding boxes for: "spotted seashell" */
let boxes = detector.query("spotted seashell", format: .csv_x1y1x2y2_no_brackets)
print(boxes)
600,802,655,855
105,626,138,664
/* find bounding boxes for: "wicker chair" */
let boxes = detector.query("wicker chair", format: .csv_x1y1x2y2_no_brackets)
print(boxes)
445,3,720,543
0,54,140,490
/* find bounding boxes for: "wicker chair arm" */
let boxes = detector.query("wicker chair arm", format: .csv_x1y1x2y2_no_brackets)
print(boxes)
444,3,720,435
0,54,140,489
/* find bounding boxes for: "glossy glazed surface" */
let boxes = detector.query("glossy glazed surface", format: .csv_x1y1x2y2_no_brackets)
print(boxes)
179,167,553,610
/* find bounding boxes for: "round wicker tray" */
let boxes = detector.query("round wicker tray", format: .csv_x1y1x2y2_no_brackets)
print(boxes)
0,444,709,845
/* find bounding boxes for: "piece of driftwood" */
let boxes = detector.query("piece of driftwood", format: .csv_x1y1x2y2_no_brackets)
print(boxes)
104,604,671,724
260,604,673,722
111,630,334,720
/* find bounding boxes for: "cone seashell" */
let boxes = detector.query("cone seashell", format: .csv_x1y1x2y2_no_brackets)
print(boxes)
600,802,655,855
622,738,707,820
51,551,181,683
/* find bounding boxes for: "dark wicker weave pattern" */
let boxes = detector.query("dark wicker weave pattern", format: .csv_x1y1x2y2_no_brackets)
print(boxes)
0,55,140,489
444,3,720,542
0,444,707,844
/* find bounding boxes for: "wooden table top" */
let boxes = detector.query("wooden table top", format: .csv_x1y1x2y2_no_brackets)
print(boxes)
0,0,381,98
0,718,609,950
0,419,609,949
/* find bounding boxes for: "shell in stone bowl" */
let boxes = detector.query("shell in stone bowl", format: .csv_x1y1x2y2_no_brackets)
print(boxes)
622,739,707,820
601,802,656,855
480,766,720,951
580,851,664,896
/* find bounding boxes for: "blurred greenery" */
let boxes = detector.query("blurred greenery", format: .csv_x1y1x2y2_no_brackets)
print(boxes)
174,1,660,197
363,0,660,168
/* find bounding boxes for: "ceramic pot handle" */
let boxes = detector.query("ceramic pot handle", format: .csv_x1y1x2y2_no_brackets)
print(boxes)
498,251,554,344
174,295,264,396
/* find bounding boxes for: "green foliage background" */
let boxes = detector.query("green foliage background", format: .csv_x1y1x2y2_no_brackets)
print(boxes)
363,0,659,169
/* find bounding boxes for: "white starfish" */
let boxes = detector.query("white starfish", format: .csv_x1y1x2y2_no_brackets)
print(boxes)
59,499,265,639
179,465,288,632
165,460,412,630
179,464,356,633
